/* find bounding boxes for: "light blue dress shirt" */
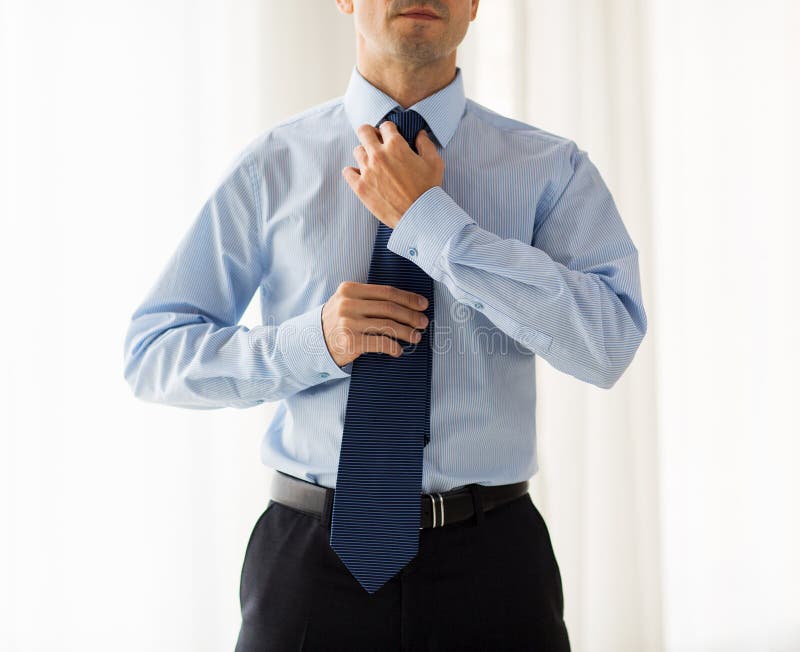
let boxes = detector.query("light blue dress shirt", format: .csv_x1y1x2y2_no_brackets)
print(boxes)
123,64,647,493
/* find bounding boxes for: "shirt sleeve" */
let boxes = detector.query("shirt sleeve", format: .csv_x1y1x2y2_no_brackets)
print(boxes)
122,147,351,410
385,141,648,389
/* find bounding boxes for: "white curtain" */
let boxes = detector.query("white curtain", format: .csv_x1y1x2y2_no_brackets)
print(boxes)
1,1,798,651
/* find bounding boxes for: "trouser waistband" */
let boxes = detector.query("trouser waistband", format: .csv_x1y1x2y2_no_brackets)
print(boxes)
269,470,530,530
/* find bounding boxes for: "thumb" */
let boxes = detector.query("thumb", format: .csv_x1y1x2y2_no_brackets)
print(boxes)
416,129,436,157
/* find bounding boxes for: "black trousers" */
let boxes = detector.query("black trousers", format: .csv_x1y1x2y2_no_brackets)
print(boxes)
235,487,571,651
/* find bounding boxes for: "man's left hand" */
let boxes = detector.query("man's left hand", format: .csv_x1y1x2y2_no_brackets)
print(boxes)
342,121,444,229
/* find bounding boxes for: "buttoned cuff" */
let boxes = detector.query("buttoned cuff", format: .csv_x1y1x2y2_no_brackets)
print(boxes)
275,302,352,385
386,186,475,276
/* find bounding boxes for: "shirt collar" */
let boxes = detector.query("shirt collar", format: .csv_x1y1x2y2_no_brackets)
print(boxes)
342,64,466,148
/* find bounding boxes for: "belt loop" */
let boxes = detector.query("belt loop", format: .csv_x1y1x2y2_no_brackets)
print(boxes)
321,487,334,530
467,483,485,527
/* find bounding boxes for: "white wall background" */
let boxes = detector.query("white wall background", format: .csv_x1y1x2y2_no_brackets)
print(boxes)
1,1,798,650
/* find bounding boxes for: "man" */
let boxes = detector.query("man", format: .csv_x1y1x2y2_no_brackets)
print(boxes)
123,0,647,649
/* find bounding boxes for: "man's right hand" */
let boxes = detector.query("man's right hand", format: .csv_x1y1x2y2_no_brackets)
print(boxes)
321,281,430,367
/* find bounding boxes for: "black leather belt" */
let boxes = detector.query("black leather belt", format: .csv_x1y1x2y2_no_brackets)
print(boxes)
269,470,530,530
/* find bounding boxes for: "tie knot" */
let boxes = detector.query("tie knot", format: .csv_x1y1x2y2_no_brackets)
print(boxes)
380,108,432,153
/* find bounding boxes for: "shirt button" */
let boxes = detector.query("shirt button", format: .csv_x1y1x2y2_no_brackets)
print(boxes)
319,372,330,379
473,302,483,309
408,247,417,257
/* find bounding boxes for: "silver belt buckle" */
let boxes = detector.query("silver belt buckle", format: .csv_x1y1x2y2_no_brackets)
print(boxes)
420,492,445,530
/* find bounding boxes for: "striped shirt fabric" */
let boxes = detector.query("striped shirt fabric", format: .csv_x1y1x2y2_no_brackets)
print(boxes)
123,64,648,493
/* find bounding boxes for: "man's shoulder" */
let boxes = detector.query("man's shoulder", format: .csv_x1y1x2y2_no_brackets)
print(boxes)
267,96,345,132
254,96,344,142
235,96,346,159
465,98,576,150
465,98,585,184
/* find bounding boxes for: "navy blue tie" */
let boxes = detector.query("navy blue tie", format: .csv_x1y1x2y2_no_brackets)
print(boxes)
329,108,435,595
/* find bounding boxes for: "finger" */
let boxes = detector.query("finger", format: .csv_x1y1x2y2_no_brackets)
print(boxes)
352,144,367,166
341,166,361,184
359,317,423,344
356,123,383,152
378,120,404,145
346,282,429,311
360,333,404,358
416,129,434,156
350,298,429,330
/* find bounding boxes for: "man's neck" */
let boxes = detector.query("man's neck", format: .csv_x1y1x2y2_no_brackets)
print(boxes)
354,55,457,109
